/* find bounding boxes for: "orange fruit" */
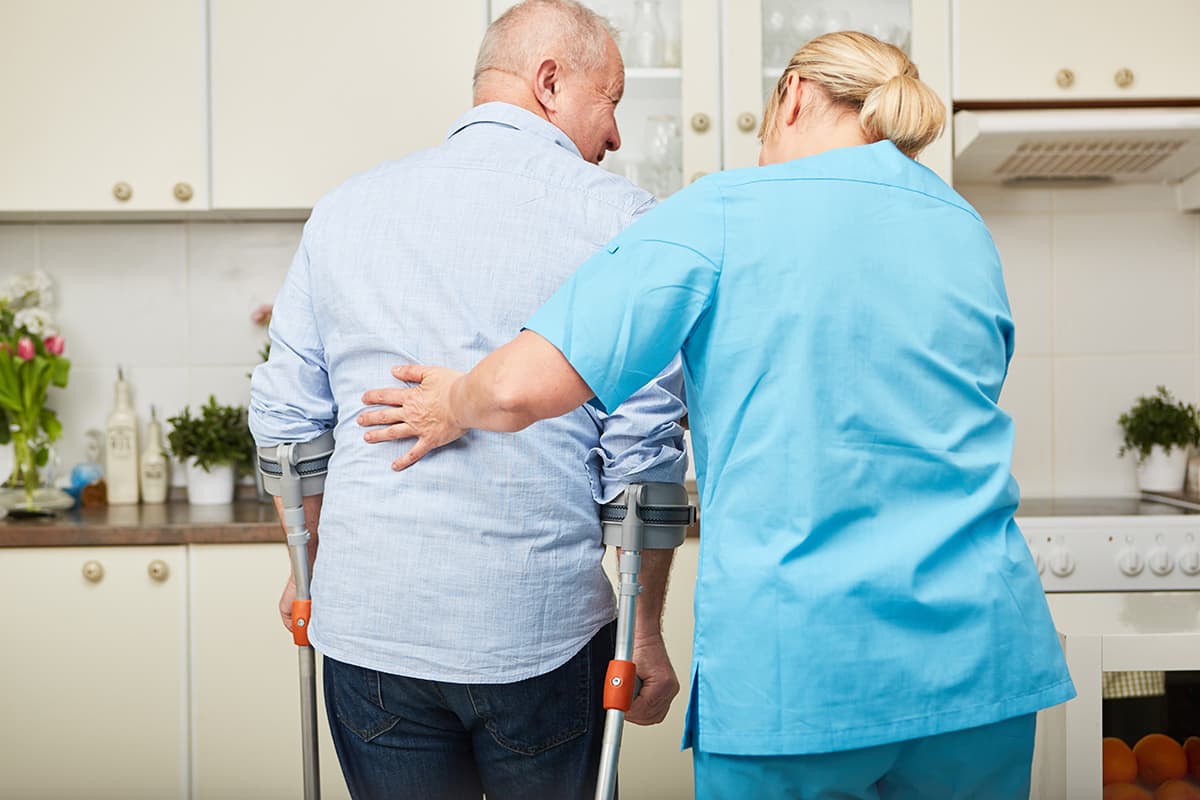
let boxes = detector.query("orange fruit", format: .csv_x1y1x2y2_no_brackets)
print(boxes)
1105,782,1153,800
1185,737,1200,780
1106,737,1140,785
1154,779,1200,800
1135,734,1190,787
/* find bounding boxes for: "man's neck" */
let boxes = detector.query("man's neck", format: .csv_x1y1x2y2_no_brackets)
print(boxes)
473,71,550,123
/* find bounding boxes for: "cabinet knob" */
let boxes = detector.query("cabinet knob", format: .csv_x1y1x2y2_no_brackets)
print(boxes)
690,113,711,133
82,560,105,583
148,559,170,582
112,182,133,202
736,112,758,133
1055,68,1075,89
173,182,194,202
1114,68,1134,89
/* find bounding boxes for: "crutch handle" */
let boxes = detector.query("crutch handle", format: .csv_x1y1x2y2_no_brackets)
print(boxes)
603,660,637,711
292,599,312,646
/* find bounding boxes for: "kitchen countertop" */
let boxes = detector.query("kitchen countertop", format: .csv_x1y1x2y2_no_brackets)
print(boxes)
0,500,283,548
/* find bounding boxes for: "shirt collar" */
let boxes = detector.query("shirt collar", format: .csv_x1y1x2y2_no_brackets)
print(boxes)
446,102,583,160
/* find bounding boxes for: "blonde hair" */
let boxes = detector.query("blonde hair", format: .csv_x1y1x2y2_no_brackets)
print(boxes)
474,0,616,91
759,31,945,159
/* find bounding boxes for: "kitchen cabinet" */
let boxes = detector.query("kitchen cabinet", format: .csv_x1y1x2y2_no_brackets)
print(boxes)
492,0,950,192
208,1,487,211
0,545,189,799
189,543,349,800
954,0,1200,104
0,1,207,214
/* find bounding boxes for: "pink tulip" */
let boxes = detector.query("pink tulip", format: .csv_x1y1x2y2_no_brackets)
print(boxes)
43,335,65,355
16,337,34,361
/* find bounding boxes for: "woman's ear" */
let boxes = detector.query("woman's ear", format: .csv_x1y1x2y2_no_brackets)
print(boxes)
782,73,805,128
533,57,560,112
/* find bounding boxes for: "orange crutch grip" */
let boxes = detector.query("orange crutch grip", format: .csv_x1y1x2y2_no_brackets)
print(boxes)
292,599,312,646
603,659,637,711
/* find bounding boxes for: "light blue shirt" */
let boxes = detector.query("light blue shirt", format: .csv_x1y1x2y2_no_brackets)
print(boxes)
249,102,687,683
527,141,1075,754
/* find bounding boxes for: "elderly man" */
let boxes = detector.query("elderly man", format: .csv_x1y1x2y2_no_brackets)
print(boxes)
248,1,687,798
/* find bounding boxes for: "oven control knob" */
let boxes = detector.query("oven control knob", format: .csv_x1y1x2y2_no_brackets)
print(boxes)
1048,547,1074,577
1118,547,1144,577
1147,548,1174,576
1179,547,1200,576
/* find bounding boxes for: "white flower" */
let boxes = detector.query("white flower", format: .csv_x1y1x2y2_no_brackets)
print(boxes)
5,270,55,310
14,307,56,337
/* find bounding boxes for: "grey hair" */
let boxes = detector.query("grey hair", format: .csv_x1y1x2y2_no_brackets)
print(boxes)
474,0,617,90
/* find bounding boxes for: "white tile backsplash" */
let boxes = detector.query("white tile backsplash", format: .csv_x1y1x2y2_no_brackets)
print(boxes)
4,221,303,474
1053,211,1196,355
4,181,1200,498
1052,355,1198,496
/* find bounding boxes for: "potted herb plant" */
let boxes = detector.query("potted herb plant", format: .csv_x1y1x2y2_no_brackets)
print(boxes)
166,396,255,505
1117,385,1200,493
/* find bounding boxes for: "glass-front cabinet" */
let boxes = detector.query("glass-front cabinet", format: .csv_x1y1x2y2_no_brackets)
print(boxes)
489,0,950,200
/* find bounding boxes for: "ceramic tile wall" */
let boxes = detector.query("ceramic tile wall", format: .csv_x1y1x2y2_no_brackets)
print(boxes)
2,183,1198,496
960,183,1200,498
0,221,301,481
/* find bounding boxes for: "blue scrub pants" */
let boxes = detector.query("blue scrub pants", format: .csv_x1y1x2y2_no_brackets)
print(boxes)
693,713,1036,800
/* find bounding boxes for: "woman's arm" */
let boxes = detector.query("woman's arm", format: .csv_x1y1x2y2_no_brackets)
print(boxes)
358,330,593,470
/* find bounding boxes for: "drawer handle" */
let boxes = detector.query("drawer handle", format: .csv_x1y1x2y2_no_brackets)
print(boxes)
173,182,194,202
1114,68,1134,89
1055,68,1075,89
148,559,170,582
690,112,711,133
112,182,133,202
82,560,105,583
736,112,758,133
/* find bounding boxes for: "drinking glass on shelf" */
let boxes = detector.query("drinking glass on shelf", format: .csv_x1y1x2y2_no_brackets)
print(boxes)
644,113,682,197
626,0,666,68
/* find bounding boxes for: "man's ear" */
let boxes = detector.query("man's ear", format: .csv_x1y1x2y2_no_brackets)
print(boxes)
534,57,560,112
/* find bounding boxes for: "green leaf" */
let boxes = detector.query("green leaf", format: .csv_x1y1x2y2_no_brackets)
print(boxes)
50,357,70,388
166,395,256,476
39,408,62,442
1117,385,1200,463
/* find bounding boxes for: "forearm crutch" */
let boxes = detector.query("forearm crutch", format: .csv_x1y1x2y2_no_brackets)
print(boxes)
595,483,696,800
258,431,335,800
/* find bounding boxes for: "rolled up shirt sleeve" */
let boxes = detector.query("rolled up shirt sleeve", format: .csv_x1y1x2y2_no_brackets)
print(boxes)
585,355,688,503
249,219,336,446
525,177,725,414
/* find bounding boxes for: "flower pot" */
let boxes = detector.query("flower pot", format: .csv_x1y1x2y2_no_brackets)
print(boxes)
185,460,235,505
1136,445,1190,493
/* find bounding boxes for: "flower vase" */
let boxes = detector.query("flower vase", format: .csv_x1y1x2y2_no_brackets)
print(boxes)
10,425,40,509
1,425,72,515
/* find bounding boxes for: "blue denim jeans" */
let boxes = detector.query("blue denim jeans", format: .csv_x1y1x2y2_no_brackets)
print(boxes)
323,620,616,800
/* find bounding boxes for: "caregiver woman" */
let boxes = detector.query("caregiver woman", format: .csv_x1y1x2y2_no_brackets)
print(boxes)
359,31,1075,800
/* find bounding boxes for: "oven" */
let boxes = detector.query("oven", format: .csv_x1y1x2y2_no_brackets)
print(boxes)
1019,497,1200,799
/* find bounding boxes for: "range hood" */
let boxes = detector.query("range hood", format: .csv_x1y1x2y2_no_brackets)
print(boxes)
953,108,1200,187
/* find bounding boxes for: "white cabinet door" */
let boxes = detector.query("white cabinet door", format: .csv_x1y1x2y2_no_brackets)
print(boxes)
954,0,1200,103
0,1,207,213
735,0,952,181
209,1,487,211
189,543,349,800
0,546,189,799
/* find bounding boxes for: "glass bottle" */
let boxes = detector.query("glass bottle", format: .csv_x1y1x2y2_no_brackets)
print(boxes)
626,0,666,69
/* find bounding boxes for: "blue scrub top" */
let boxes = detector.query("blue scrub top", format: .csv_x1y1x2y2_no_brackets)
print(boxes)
526,140,1075,756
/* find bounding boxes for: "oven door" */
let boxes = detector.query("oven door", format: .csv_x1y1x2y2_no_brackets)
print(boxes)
1032,593,1200,798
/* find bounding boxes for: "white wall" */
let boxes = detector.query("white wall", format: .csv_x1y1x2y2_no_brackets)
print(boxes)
2,182,1198,496
961,183,1200,498
0,221,301,481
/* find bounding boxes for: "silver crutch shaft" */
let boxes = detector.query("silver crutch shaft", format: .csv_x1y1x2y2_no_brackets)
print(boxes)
595,548,641,800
